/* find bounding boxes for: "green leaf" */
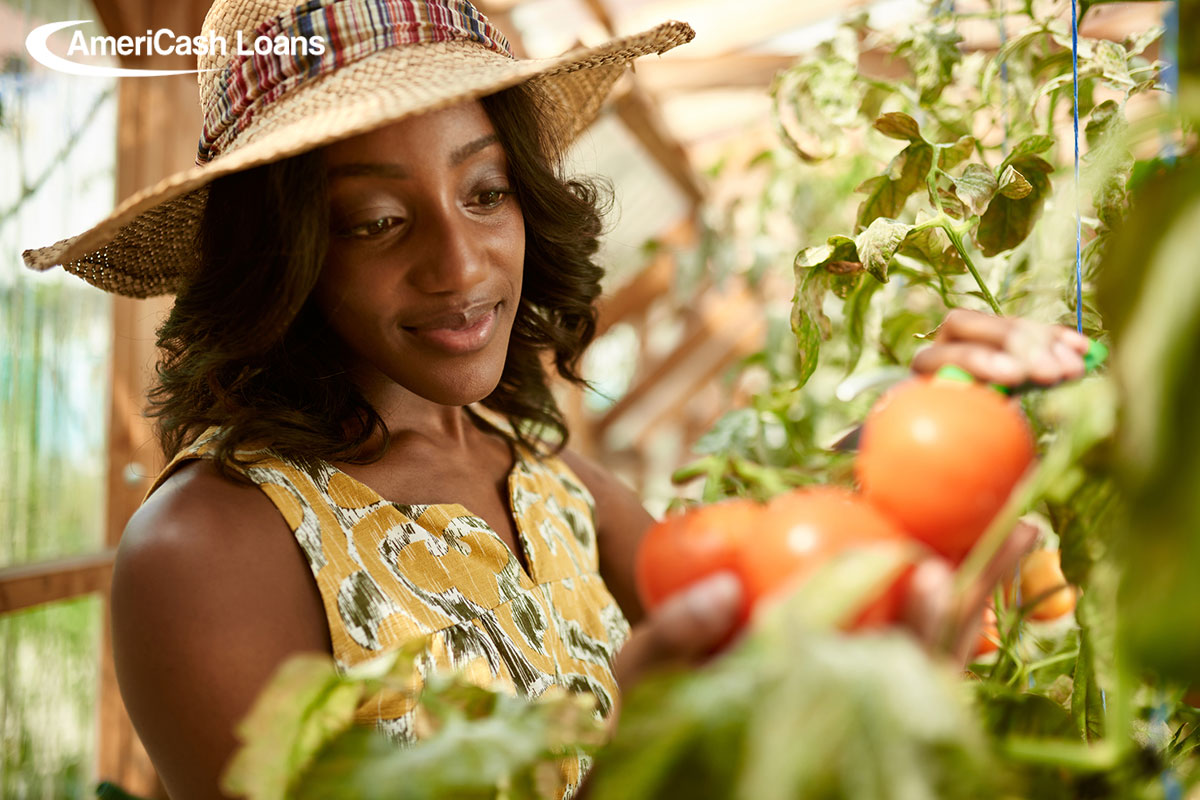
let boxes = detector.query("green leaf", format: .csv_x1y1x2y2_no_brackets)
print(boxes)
296,686,603,800
1000,135,1054,172
896,23,964,105
975,154,1054,256
880,309,944,365
898,225,966,274
997,165,1032,199
1071,598,1109,743
794,234,859,271
951,163,999,217
856,143,933,229
937,135,976,170
843,276,881,375
693,408,760,456
854,218,911,283
1099,161,1200,685
1093,39,1133,89
595,628,994,800
873,112,924,142
222,655,364,800
1084,99,1123,148
791,266,834,388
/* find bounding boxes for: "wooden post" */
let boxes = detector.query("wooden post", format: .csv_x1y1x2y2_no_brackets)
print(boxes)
91,0,208,793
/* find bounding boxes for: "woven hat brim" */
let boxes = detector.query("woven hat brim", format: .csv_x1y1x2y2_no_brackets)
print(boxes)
22,20,694,297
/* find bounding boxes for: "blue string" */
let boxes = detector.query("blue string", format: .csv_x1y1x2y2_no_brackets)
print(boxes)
1163,0,1180,164
1071,0,1082,334
997,0,1010,156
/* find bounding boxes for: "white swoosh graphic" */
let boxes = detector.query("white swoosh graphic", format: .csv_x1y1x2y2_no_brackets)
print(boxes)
25,20,217,77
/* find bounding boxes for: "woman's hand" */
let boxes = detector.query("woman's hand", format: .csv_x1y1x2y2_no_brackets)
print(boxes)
912,309,1089,387
901,521,1039,666
611,572,742,700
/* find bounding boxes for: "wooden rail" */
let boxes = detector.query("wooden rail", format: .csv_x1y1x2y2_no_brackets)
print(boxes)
0,550,116,614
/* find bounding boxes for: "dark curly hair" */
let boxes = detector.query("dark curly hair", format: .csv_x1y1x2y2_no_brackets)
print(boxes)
148,83,609,477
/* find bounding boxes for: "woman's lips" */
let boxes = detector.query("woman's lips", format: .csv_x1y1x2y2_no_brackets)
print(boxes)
403,304,499,354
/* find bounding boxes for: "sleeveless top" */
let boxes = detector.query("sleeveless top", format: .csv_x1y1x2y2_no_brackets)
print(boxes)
146,425,631,798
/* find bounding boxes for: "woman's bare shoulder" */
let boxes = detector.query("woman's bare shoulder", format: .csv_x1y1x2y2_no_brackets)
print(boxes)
122,458,283,562
114,458,331,799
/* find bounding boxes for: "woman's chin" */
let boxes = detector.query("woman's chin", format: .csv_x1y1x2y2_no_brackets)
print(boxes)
406,368,505,408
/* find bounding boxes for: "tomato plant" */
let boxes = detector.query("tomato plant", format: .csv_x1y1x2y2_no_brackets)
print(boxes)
855,375,1035,562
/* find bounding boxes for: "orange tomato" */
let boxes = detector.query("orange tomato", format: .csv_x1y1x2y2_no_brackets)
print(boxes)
855,375,1035,562
738,486,916,629
1017,548,1076,621
635,498,759,624
974,606,1000,657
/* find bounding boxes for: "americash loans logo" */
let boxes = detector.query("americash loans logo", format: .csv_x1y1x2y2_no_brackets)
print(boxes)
25,21,327,77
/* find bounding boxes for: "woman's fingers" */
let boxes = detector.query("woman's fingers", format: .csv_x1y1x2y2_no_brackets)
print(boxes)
613,572,742,690
912,309,1088,387
902,521,1039,665
911,342,1026,385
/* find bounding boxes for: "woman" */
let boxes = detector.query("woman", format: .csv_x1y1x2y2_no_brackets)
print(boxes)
23,0,1089,797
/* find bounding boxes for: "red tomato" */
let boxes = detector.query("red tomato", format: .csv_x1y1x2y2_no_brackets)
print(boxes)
738,486,916,629
635,498,760,624
855,375,1035,562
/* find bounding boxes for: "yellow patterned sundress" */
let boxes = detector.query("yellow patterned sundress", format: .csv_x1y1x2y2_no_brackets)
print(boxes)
146,424,631,798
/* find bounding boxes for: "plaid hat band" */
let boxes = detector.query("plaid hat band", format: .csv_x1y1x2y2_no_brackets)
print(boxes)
197,0,513,164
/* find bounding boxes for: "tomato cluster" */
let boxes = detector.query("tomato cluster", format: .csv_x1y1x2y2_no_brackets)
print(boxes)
637,373,1048,641
635,487,914,632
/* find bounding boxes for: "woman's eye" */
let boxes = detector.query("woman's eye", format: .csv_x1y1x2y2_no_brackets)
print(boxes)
476,189,511,208
342,217,402,238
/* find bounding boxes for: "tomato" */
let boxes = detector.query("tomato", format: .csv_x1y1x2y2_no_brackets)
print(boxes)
635,498,760,624
973,606,1000,657
1016,548,1076,621
738,486,916,629
855,375,1035,562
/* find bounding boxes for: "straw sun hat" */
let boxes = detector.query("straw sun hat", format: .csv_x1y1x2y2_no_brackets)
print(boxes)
22,0,695,297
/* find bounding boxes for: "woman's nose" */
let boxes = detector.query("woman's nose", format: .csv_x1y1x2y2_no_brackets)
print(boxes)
406,206,489,295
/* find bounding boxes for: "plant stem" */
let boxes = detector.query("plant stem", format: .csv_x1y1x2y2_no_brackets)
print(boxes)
942,223,1003,313
1025,650,1082,674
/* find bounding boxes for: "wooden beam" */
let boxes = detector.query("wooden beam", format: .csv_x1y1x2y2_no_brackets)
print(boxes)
0,552,115,614
595,255,674,336
580,0,617,35
613,83,705,209
96,3,209,796
90,0,142,47
629,305,764,449
636,54,800,93
595,285,756,436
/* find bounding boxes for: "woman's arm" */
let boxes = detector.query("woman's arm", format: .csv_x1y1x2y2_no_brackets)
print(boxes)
113,460,331,799
558,449,653,626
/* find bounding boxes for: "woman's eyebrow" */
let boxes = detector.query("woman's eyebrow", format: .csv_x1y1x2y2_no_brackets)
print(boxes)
449,133,500,166
327,134,501,181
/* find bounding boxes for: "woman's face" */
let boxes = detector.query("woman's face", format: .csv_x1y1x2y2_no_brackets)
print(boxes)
317,101,525,407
